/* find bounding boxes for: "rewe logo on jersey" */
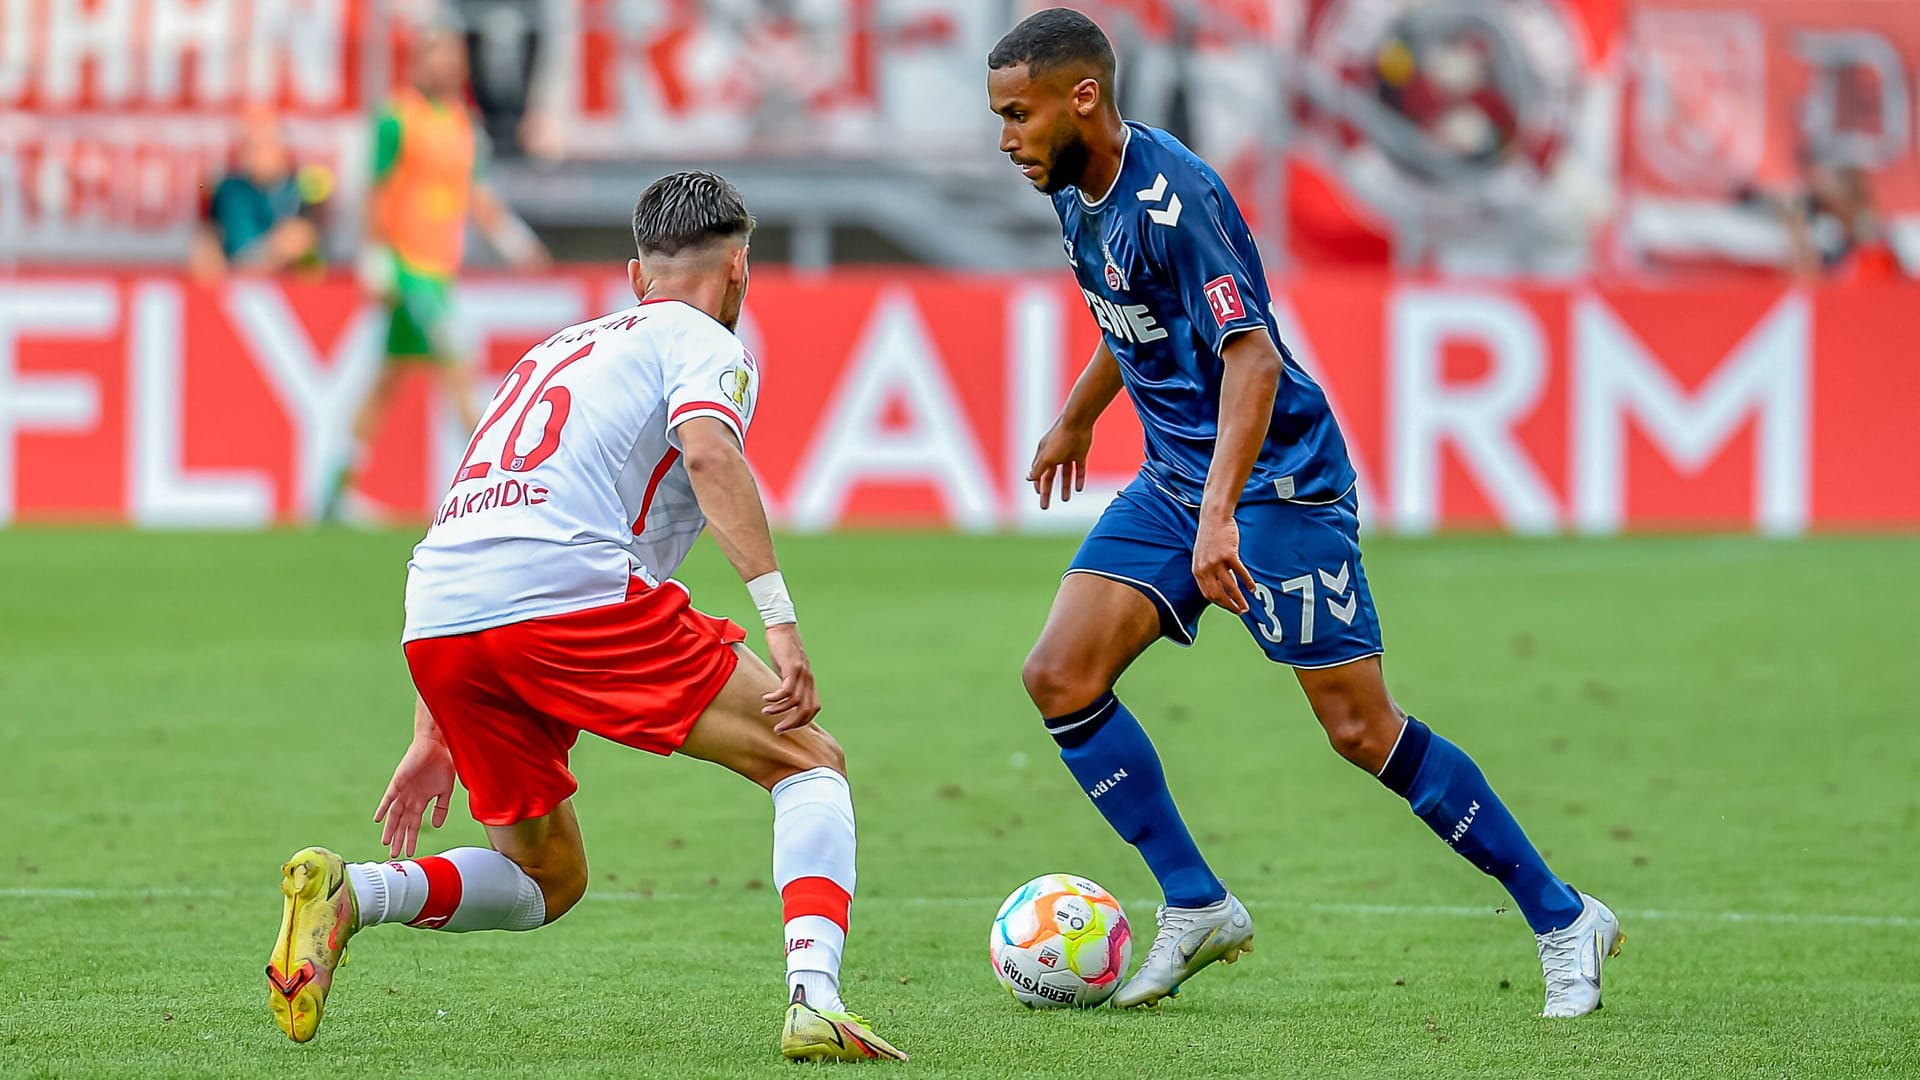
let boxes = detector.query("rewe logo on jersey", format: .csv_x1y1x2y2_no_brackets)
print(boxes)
1203,275,1246,326
1080,289,1167,344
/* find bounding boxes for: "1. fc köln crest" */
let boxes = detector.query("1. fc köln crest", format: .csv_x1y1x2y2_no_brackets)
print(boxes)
1104,259,1125,291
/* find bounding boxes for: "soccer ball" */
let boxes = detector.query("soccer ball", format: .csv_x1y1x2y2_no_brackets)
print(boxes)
989,873,1132,1008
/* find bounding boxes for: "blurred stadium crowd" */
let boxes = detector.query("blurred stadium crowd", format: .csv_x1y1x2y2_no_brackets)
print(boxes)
4,0,1918,279
2,1,1916,535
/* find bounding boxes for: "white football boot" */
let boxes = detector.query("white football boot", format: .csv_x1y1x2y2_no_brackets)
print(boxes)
1536,892,1624,1018
1110,893,1255,1008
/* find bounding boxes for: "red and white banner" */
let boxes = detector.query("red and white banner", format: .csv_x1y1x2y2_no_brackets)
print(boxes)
1,270,1915,531
0,0,377,260
1286,0,1621,269
1623,0,1920,269
1627,0,1920,208
554,0,984,160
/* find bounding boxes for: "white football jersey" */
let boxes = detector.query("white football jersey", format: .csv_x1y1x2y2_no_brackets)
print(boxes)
403,299,757,642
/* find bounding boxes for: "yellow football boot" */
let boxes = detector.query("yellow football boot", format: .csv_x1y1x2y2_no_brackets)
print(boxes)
780,988,908,1063
266,846,357,1042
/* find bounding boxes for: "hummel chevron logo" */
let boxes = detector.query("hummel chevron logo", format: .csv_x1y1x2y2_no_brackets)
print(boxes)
1321,561,1358,625
1318,562,1350,596
1135,172,1182,226
1327,595,1357,625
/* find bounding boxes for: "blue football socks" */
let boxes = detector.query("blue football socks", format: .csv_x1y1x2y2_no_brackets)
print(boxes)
1046,692,1226,909
1379,717,1584,933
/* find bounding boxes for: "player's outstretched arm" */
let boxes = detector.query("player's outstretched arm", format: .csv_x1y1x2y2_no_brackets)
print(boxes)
1030,340,1123,508
1193,329,1284,616
678,417,820,731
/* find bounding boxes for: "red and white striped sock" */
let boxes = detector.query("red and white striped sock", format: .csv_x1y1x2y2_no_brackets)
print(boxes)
346,847,545,932
772,767,857,1012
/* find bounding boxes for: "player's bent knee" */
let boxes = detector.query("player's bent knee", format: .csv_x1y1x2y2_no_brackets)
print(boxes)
495,826,590,923
1318,701,1402,773
743,724,847,792
517,855,588,923
1021,650,1105,717
818,730,847,776
788,725,847,778
536,867,589,923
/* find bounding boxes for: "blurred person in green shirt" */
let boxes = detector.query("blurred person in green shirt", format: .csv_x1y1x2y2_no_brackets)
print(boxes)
191,108,333,283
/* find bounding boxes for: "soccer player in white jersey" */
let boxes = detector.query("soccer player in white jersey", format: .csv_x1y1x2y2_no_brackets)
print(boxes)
264,172,906,1063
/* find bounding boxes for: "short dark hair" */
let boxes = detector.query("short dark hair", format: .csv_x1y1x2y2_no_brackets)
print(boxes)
631,171,754,258
987,7,1115,89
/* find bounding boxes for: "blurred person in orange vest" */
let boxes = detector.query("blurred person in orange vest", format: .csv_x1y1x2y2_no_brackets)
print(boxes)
325,22,551,523
190,108,332,283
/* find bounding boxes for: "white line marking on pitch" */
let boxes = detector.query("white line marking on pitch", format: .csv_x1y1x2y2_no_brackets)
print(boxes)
1,887,1912,928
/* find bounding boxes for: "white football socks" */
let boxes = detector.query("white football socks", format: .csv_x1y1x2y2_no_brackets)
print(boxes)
772,767,857,1013
347,847,545,932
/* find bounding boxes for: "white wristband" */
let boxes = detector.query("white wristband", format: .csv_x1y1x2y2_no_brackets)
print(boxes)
746,571,797,627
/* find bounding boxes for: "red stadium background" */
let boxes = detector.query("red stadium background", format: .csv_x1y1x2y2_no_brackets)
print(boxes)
3,270,1914,533
5,1,1917,535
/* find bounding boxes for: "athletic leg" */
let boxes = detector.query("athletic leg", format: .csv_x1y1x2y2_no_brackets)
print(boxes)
1027,573,1254,1010
1224,487,1581,933
343,800,582,934
268,813,566,1043
1296,655,1582,928
1022,573,1226,910
1296,656,1619,1015
269,618,589,1042
678,645,905,1062
1237,494,1579,930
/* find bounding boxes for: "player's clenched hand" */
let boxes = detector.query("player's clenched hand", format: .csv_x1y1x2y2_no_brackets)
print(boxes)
1193,516,1255,616
373,735,456,858
764,624,821,732
1029,419,1093,510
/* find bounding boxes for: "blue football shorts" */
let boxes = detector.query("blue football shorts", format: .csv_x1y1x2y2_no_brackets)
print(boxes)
1066,473,1384,669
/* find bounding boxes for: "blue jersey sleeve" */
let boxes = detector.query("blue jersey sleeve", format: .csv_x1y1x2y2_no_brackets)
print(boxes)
1144,183,1269,355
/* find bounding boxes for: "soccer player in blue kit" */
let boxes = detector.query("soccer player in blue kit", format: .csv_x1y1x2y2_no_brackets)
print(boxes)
987,9,1621,1017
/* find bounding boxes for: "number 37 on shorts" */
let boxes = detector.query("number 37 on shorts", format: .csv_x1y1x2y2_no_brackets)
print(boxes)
1066,474,1385,670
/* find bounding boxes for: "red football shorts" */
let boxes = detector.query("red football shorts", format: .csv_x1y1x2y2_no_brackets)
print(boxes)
403,579,746,826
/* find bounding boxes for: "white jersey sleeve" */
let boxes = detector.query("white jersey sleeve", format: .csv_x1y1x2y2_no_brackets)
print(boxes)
402,299,758,642
661,312,757,447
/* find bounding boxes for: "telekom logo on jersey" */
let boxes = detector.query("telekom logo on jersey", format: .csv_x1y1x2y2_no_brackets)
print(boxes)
1203,276,1246,326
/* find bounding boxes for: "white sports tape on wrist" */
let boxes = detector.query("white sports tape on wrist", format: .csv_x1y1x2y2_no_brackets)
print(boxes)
747,571,797,627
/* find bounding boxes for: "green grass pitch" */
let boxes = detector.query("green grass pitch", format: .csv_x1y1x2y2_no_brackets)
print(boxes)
2,529,1917,1078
